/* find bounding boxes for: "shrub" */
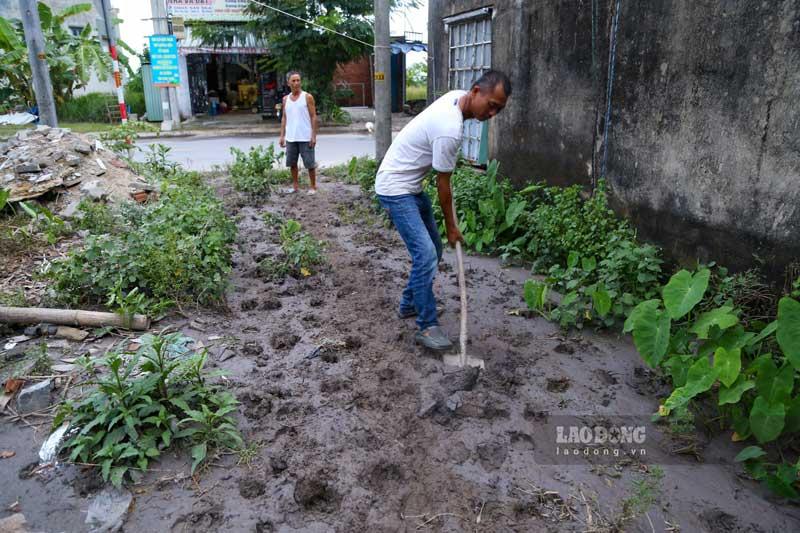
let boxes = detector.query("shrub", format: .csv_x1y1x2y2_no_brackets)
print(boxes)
47,169,236,312
57,93,114,123
229,144,286,195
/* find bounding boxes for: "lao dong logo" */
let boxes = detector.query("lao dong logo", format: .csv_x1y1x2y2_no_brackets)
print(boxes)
556,425,646,445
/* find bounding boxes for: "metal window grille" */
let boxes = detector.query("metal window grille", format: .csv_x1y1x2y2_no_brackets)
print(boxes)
448,16,492,162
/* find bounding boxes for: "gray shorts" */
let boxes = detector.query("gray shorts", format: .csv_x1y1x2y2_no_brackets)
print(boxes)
285,141,316,169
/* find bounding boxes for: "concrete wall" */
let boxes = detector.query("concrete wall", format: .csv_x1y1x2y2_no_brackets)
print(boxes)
430,0,800,279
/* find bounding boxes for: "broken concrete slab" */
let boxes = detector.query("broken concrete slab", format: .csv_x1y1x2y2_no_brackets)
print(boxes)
15,379,52,414
0,513,28,533
14,163,40,174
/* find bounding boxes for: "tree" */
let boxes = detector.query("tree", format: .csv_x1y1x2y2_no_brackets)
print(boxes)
407,61,427,86
0,2,115,110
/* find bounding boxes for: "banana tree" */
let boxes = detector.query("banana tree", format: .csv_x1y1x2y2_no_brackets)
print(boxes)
0,2,122,109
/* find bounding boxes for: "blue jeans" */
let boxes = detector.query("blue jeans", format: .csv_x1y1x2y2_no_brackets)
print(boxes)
378,192,443,330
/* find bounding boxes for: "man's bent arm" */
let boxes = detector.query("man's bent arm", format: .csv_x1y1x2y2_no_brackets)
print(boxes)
436,172,464,246
307,93,318,147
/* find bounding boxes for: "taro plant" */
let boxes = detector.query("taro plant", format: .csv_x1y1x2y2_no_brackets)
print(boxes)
625,268,800,498
55,333,242,486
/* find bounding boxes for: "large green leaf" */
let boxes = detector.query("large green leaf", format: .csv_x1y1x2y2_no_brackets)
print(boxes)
767,363,794,405
749,396,785,444
718,377,755,405
631,305,671,368
690,306,739,339
591,285,612,318
713,346,741,388
623,299,660,333
523,279,548,311
734,445,766,462
0,17,21,51
777,297,800,370
662,269,710,320
664,356,719,411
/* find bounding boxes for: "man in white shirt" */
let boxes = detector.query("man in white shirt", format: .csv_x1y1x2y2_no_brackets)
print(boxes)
375,70,512,350
279,72,319,195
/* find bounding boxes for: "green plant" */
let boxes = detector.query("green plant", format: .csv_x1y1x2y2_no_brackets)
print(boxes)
258,219,325,280
19,201,69,245
0,288,27,307
99,122,158,154
47,170,236,311
616,467,664,527
428,160,527,254
55,333,243,486
56,92,114,123
625,268,800,498
0,188,8,211
76,199,116,233
229,144,285,195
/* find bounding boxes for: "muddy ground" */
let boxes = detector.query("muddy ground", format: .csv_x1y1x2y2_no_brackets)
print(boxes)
2,175,800,532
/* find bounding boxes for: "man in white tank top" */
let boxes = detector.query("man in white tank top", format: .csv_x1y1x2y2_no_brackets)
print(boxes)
279,72,319,194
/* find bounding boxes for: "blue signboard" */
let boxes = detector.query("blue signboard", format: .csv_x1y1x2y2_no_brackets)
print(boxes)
149,34,180,87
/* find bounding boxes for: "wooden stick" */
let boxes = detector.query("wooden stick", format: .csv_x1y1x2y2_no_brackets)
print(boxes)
455,240,468,367
0,306,150,330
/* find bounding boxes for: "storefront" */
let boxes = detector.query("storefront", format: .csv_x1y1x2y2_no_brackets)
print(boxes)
166,0,282,120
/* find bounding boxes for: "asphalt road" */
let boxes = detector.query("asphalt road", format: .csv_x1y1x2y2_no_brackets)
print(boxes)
137,133,376,171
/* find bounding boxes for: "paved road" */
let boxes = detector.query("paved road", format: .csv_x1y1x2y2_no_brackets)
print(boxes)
137,133,376,171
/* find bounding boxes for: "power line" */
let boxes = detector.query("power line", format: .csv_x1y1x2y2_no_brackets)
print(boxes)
248,0,386,49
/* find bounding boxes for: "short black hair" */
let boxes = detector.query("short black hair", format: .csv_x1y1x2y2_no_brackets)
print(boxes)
472,70,512,97
287,71,301,80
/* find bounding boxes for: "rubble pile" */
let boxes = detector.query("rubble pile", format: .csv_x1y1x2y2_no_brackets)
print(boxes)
0,125,150,214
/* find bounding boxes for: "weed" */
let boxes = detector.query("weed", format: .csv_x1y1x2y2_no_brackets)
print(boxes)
236,440,262,468
258,219,325,280
616,466,664,527
229,144,286,196
99,122,159,154
19,201,70,245
0,288,27,307
76,199,116,233
55,333,243,486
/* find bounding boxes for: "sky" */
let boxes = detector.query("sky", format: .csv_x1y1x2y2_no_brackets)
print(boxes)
113,0,429,71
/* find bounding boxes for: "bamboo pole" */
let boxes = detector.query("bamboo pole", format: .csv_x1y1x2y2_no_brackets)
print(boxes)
0,307,150,331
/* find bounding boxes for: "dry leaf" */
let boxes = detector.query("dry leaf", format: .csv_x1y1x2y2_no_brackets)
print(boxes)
4,379,24,395
0,450,15,459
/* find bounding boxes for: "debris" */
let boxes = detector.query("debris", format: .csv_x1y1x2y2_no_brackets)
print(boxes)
64,154,81,167
14,163,40,174
51,364,77,373
80,179,108,200
4,378,24,394
85,487,133,533
0,450,15,459
0,513,28,533
39,423,69,464
15,379,52,414
55,326,89,342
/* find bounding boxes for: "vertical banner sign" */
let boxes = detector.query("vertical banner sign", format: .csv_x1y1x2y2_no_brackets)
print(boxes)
149,35,181,87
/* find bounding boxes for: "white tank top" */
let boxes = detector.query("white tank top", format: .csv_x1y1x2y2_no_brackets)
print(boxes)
284,91,312,142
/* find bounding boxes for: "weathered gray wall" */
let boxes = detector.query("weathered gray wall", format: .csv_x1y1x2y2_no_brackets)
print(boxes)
430,0,800,279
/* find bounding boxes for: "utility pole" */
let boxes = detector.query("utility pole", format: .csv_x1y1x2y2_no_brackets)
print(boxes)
374,0,392,161
100,0,127,123
18,0,57,127
150,0,180,129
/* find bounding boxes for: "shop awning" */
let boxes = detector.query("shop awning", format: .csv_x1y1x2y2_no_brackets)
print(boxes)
390,42,427,55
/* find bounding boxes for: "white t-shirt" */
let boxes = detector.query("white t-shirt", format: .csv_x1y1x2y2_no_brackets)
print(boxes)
374,90,465,196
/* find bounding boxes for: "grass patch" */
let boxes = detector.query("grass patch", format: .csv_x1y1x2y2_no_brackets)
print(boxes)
406,85,426,100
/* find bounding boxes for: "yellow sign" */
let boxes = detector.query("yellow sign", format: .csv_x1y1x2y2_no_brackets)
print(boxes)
374,72,385,81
